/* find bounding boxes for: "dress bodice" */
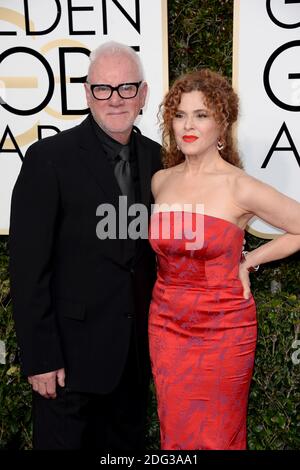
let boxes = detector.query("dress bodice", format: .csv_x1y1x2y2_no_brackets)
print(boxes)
149,211,245,288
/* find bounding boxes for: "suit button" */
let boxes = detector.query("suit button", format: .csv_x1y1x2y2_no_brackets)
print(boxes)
130,268,135,275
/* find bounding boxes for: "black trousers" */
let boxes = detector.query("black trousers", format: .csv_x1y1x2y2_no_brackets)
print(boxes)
32,335,150,450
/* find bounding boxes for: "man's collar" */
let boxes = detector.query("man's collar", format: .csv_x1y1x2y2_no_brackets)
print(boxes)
90,116,134,151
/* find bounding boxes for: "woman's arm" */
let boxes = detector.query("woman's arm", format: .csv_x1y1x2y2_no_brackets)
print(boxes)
235,174,300,298
237,175,300,265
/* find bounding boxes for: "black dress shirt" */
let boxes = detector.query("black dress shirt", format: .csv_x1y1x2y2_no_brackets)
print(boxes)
91,116,140,203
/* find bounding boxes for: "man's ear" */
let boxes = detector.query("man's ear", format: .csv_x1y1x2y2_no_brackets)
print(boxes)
140,81,148,108
84,82,92,107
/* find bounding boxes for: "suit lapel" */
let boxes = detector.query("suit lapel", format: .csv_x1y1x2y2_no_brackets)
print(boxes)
76,116,121,207
134,133,152,208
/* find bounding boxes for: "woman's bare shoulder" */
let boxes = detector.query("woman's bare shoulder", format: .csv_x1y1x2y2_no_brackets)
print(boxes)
232,168,264,192
223,162,254,188
151,165,181,193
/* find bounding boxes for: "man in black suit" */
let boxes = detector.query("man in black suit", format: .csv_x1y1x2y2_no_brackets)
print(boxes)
9,41,162,450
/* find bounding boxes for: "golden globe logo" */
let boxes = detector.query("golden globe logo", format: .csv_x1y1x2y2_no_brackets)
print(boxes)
0,0,141,159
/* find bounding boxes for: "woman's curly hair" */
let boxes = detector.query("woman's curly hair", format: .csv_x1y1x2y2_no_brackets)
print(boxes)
159,68,242,168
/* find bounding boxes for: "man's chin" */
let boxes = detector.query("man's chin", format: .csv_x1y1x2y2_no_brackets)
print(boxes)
107,119,133,132
106,123,134,135
105,125,133,143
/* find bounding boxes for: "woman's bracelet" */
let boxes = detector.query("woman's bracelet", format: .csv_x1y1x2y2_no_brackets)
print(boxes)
241,250,260,272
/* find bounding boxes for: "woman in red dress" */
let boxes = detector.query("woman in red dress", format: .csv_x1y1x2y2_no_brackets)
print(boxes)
148,69,300,450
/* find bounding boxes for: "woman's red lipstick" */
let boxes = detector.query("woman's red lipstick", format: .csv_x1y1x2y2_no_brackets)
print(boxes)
182,135,198,143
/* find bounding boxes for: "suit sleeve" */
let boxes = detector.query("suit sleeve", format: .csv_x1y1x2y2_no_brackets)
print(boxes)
151,142,163,175
9,143,64,376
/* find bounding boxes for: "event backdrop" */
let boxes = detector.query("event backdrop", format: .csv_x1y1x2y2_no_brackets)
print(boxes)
233,0,300,238
0,0,168,234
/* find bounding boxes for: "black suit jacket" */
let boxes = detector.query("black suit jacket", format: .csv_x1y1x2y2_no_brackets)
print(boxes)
9,115,162,394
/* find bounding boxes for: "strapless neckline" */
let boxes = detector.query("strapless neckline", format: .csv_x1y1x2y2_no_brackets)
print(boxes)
151,211,244,234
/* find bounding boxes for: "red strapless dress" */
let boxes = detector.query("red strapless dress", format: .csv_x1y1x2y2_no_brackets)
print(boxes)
149,211,257,450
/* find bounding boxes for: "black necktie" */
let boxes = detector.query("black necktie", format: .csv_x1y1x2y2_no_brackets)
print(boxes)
114,145,136,264
114,145,135,207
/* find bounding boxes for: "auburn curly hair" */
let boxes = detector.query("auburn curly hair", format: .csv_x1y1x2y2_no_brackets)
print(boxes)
160,68,242,168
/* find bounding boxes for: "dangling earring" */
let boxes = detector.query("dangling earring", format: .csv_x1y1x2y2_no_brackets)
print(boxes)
176,144,180,151
217,140,224,151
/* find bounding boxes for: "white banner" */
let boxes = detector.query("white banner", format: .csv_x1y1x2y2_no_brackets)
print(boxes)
233,0,300,238
0,0,168,234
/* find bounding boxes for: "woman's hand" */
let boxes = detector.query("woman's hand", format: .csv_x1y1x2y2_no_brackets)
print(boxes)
239,262,251,300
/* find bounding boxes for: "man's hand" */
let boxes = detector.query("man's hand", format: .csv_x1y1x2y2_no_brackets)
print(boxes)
28,368,65,399
239,263,251,300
